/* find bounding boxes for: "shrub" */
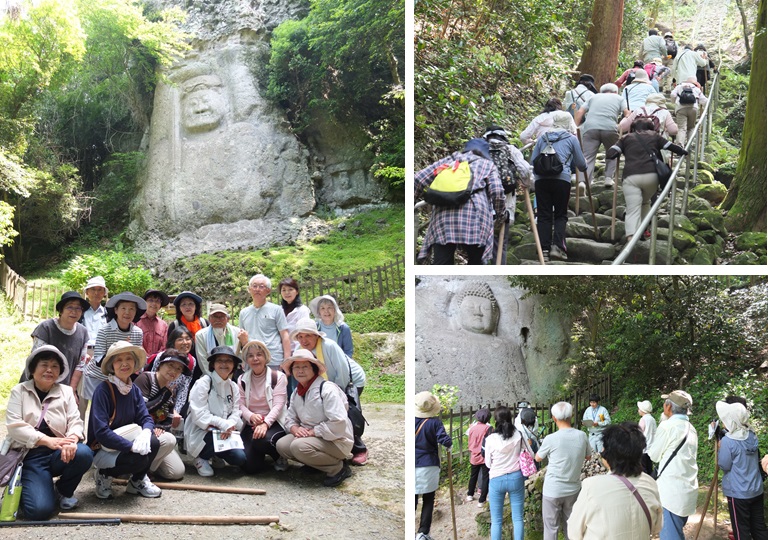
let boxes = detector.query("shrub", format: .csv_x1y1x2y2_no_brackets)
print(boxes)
61,251,153,294
345,297,404,333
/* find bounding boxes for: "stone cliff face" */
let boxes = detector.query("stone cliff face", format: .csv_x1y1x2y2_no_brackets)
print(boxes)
130,0,385,253
415,276,573,407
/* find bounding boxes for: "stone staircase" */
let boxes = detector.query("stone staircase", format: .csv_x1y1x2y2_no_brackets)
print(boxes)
505,157,730,265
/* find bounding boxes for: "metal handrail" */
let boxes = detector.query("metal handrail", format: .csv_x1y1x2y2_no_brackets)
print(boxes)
613,58,723,265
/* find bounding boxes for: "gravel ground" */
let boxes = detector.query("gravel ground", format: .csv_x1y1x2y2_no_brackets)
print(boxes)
0,402,404,539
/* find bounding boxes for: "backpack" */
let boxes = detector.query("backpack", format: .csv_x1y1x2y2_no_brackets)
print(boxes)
665,38,678,58
319,380,366,439
423,160,477,207
566,88,589,118
635,107,662,133
679,86,696,105
532,133,564,177
487,141,521,193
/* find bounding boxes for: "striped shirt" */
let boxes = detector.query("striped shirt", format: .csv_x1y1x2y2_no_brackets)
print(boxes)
84,319,144,385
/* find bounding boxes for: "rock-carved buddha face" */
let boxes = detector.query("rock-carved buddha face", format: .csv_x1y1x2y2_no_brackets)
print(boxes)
181,75,226,133
456,281,499,335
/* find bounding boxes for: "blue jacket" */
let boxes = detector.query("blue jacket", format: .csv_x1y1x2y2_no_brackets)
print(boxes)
718,431,764,499
415,417,452,468
530,130,587,183
87,382,154,452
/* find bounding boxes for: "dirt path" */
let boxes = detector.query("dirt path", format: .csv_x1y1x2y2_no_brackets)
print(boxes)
0,402,404,539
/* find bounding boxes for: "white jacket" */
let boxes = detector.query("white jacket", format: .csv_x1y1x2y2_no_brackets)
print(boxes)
647,415,699,516
284,377,353,455
184,372,243,458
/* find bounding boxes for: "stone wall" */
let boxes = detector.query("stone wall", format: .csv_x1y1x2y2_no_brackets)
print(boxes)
415,276,574,407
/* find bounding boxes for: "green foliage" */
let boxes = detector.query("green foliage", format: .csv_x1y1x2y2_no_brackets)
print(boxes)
431,384,460,413
266,0,404,185
345,298,405,333
60,251,153,294
353,333,404,403
90,152,143,231
0,295,37,413
159,206,404,303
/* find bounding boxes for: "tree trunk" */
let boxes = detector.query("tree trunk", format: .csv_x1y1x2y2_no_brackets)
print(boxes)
576,0,625,86
735,0,752,57
722,0,766,232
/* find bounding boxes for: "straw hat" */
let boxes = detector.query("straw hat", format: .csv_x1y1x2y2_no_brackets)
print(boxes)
280,348,326,377
415,391,442,418
101,341,147,375
289,319,325,342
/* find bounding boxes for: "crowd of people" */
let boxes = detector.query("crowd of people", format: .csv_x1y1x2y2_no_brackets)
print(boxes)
4,274,368,520
416,390,768,540
414,28,717,265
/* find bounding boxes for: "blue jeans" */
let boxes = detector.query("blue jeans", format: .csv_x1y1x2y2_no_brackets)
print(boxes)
660,507,688,540
489,470,525,540
199,431,247,466
20,443,93,520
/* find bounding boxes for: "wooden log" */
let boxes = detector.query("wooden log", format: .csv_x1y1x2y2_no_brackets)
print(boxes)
111,479,265,495
59,513,279,525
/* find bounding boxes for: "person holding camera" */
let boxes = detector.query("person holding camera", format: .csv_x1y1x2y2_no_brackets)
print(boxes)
716,399,768,540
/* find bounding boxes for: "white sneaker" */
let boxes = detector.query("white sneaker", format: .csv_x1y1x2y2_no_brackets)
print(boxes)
59,495,79,510
195,457,214,477
465,495,474,502
604,178,614,188
274,457,289,472
93,469,113,499
126,475,162,498
477,501,484,508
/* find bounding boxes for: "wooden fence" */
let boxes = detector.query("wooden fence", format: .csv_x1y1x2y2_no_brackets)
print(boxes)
0,255,405,322
440,374,611,466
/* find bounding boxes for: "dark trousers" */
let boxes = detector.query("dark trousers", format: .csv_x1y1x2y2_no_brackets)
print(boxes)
727,494,768,540
199,431,247,466
467,463,490,503
241,423,287,473
416,491,436,534
100,433,160,482
535,178,571,252
20,444,93,520
353,386,367,454
433,243,485,265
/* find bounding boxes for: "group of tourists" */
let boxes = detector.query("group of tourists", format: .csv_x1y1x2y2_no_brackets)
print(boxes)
415,28,717,264
415,390,767,540
4,274,367,520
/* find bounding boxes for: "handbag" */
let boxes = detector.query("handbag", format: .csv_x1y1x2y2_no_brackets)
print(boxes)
518,436,537,478
636,133,673,190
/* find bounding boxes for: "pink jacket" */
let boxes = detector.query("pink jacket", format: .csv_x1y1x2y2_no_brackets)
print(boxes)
467,422,492,466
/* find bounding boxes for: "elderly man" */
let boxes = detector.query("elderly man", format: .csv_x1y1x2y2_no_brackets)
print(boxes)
197,303,240,376
648,390,699,540
640,29,668,64
535,402,591,540
82,276,108,351
237,274,291,369
291,319,368,464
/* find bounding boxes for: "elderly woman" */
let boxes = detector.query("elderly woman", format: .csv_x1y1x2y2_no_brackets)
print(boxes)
145,326,197,417
279,278,310,351
5,346,93,519
309,295,354,357
716,399,768,539
606,118,688,243
530,110,588,262
168,291,208,363
276,349,353,487
568,423,663,539
134,349,190,480
27,291,90,388
519,97,578,145
619,92,678,138
88,341,161,499
184,345,246,477
81,292,146,405
485,406,526,540
237,340,288,473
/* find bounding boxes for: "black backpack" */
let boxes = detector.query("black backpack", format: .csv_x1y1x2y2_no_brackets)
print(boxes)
679,86,697,104
488,140,521,194
533,133,564,177
665,38,678,58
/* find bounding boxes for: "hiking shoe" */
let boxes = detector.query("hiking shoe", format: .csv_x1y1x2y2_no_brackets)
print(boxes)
273,457,289,472
351,450,368,466
126,475,162,498
211,456,227,469
93,469,113,499
550,245,568,261
416,533,434,540
465,495,474,502
195,457,214,477
604,177,614,188
323,463,352,487
542,250,551,263
58,492,79,510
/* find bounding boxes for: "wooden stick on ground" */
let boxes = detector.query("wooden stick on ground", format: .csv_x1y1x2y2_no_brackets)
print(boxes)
60,513,279,525
111,479,265,495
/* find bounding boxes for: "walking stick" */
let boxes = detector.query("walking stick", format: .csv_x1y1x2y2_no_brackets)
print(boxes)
692,442,720,540
610,155,620,241
495,218,508,266
523,186,546,265
575,177,581,216
581,170,599,240
447,451,458,540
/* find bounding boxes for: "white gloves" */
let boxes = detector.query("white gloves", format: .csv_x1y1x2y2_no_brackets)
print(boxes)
131,428,152,455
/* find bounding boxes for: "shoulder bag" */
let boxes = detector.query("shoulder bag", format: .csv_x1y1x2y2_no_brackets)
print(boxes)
656,423,691,479
636,134,673,190
518,434,538,478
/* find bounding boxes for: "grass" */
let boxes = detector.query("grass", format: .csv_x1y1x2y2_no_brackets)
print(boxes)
0,296,37,416
355,333,404,403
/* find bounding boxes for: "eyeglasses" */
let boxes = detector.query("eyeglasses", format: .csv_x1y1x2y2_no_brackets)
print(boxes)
250,284,269,290
64,306,83,312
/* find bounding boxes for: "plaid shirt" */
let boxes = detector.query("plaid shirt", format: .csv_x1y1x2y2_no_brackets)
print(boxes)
415,151,505,263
